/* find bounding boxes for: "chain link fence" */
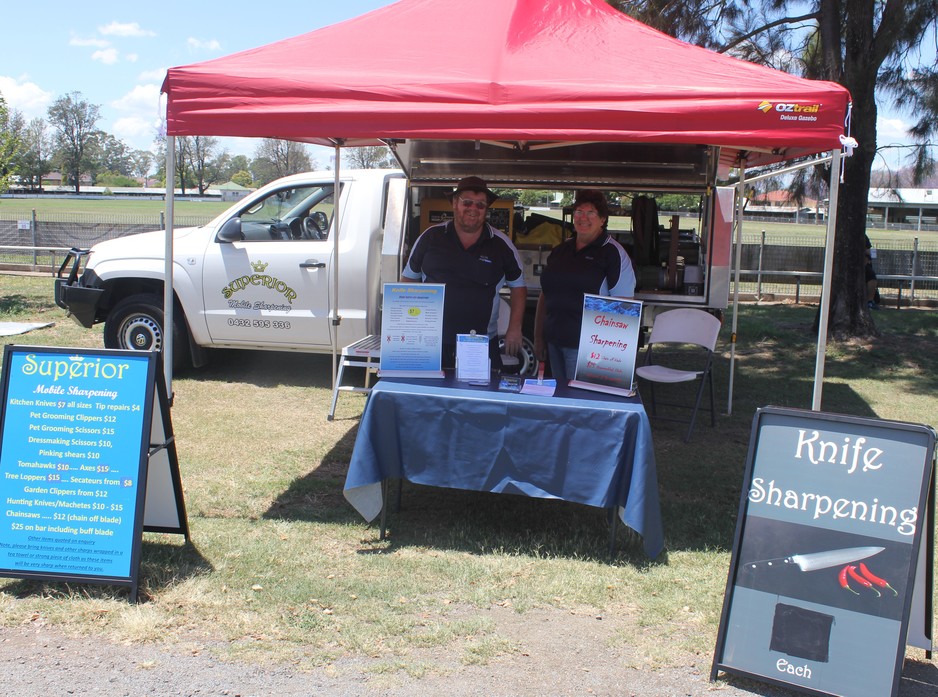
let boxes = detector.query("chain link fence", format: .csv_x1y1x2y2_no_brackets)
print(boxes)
2,210,937,305
0,211,216,271
735,232,938,305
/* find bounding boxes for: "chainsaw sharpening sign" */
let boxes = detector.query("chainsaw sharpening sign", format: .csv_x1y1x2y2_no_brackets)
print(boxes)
712,406,935,697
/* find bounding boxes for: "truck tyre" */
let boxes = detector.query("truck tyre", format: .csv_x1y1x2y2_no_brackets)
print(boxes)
499,335,537,377
104,294,189,371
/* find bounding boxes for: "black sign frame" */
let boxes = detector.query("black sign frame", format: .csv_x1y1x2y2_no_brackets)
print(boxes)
0,345,186,601
711,406,935,697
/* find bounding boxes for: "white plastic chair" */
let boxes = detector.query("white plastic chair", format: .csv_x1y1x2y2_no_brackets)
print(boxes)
635,308,722,442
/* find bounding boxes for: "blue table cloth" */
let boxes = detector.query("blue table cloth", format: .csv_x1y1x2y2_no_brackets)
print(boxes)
344,376,663,558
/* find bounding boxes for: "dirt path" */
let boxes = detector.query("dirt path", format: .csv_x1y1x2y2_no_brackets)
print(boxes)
3,606,937,696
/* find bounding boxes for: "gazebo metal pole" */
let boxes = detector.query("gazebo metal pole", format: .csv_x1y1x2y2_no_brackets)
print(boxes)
726,159,746,416
812,147,842,411
164,136,175,400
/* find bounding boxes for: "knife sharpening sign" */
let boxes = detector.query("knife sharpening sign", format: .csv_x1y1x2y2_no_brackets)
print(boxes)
712,406,935,697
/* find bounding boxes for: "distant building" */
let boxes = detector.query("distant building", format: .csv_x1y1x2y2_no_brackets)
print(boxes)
868,188,938,228
41,172,93,188
211,181,253,202
747,190,820,223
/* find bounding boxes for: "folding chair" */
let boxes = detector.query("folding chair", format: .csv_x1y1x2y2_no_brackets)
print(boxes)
635,308,721,442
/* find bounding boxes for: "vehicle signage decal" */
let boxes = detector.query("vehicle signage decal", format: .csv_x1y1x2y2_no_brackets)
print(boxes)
221,260,298,309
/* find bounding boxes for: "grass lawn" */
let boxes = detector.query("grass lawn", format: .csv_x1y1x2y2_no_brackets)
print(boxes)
1,274,936,677
0,196,232,219
4,195,937,246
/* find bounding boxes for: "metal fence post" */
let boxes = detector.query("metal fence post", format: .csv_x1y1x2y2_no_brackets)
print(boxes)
31,209,38,266
756,229,765,298
911,237,919,302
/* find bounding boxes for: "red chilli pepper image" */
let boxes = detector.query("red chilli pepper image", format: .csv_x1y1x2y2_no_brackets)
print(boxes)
858,562,899,596
839,565,860,595
847,565,881,597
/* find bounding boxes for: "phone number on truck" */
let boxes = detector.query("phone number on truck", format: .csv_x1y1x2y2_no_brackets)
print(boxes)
226,319,292,329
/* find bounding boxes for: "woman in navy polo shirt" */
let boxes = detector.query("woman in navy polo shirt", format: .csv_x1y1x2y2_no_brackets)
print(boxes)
534,190,636,383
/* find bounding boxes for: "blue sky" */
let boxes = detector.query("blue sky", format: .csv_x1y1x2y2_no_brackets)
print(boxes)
1,0,397,162
0,0,923,169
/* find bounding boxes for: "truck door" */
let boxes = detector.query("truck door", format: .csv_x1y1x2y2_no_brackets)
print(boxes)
201,183,342,349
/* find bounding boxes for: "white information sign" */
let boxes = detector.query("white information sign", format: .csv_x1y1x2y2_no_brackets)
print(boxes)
455,333,490,382
569,294,642,397
379,283,445,377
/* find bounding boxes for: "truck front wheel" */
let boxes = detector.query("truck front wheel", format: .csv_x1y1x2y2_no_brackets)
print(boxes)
104,294,189,370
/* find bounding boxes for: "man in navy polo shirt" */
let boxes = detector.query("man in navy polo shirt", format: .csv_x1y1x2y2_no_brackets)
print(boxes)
401,176,527,369
534,189,636,383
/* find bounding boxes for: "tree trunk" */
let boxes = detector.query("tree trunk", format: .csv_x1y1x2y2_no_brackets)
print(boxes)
818,0,879,339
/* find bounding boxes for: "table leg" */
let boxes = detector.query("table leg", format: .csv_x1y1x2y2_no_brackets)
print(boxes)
379,478,404,540
607,507,618,558
380,479,390,540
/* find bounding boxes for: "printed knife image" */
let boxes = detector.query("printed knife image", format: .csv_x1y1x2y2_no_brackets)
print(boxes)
745,546,884,572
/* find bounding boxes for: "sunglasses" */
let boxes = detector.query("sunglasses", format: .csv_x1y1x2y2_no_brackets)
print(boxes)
458,197,488,210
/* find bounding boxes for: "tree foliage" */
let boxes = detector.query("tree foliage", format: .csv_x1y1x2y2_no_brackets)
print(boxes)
6,89,245,195
189,135,225,195
91,131,135,180
47,91,100,193
0,95,23,194
344,146,393,169
251,139,314,186
131,150,155,185
231,170,253,187
610,0,938,339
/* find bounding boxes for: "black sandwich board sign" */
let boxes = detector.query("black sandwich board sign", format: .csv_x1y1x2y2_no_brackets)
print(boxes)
0,345,188,602
712,406,935,697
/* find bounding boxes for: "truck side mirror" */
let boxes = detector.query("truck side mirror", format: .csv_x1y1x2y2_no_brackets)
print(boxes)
216,217,243,243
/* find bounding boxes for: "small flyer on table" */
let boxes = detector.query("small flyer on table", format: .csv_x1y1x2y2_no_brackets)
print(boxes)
455,333,490,383
520,378,557,396
378,283,445,377
520,360,556,396
568,294,642,397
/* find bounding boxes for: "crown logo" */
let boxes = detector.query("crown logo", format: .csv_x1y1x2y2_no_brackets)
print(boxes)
251,260,269,272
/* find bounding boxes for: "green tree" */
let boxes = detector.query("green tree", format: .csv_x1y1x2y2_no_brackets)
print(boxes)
131,149,155,186
188,135,225,195
95,172,141,187
220,154,251,183
169,136,198,194
17,117,53,190
656,193,700,212
612,0,938,339
344,145,393,169
251,139,314,186
231,170,253,187
91,132,135,182
516,189,557,207
47,92,100,193
0,94,23,194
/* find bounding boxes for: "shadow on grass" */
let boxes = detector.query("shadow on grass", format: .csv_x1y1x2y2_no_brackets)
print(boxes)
252,303,937,563
647,301,926,554
1,538,212,604
263,424,362,525
263,424,656,566
177,349,335,389
366,483,657,567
